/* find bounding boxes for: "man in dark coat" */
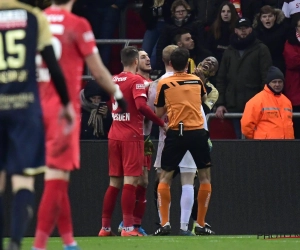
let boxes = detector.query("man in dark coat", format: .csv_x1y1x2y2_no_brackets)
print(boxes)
215,17,272,138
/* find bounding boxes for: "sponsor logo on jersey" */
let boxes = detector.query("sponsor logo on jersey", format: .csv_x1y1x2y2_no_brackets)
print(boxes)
113,76,127,82
112,113,130,121
0,10,27,29
136,84,145,89
46,14,64,23
83,31,95,42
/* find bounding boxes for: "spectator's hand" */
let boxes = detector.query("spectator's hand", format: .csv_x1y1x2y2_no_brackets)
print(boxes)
215,106,228,119
98,105,108,116
59,102,75,135
194,68,206,83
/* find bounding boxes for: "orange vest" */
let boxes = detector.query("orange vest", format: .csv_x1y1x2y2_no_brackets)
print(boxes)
241,85,294,139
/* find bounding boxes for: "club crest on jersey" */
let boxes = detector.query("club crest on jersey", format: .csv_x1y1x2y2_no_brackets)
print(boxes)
136,84,145,89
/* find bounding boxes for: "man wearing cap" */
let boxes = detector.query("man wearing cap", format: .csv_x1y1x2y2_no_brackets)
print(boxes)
215,17,272,138
241,66,294,139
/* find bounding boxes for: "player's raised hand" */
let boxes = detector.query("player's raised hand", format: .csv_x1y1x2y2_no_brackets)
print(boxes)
59,102,75,135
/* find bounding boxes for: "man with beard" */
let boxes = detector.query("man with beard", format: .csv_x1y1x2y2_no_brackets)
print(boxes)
215,17,272,139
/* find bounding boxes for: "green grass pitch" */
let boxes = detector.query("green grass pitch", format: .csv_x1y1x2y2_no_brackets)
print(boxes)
10,236,300,250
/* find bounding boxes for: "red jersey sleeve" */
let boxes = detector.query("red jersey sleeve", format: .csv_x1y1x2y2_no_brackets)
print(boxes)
132,75,147,100
75,18,97,58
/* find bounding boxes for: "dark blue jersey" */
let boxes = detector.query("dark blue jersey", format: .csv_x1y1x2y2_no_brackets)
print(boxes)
0,0,52,116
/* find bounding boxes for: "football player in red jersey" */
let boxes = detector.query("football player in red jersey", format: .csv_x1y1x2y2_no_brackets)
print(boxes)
33,0,126,249
98,46,167,237
118,49,153,235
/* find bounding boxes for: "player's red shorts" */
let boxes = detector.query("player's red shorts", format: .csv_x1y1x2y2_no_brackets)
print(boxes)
42,104,80,171
108,139,143,177
143,155,152,171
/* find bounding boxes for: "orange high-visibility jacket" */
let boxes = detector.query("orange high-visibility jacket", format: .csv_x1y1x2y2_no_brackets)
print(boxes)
241,85,294,139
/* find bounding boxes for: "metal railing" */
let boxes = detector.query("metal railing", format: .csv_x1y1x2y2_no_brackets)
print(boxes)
83,39,143,80
206,112,300,139
95,39,143,47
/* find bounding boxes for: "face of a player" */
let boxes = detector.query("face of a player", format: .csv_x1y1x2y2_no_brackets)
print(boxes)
174,5,188,21
178,33,194,50
200,57,218,76
221,5,231,22
138,51,151,73
269,79,284,92
260,13,276,29
90,96,101,105
235,26,252,39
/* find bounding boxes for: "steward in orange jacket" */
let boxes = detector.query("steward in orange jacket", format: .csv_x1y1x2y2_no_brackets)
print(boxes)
241,66,294,139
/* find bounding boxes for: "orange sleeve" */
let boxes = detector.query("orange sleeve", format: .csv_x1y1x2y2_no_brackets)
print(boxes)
241,96,262,139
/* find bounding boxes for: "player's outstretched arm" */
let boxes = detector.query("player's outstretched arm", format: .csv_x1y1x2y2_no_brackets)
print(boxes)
135,96,166,129
40,45,75,130
85,53,127,113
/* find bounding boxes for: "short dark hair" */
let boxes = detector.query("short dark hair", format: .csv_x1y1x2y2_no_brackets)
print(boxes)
120,46,139,67
173,29,190,44
170,48,189,71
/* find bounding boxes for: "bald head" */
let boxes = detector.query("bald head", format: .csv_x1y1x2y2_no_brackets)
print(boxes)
162,45,178,65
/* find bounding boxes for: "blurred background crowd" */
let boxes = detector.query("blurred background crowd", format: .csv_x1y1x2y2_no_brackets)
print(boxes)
23,0,300,140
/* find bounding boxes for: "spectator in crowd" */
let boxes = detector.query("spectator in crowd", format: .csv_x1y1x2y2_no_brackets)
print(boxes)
241,66,294,139
80,80,112,140
195,57,220,115
155,0,206,70
240,0,284,22
174,29,211,73
283,16,300,139
140,0,175,69
83,0,128,67
282,0,300,23
188,0,223,26
215,17,272,138
206,1,239,65
253,5,289,74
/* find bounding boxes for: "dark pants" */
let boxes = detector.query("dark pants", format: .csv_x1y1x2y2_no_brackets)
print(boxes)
293,106,300,139
232,118,242,139
84,6,121,67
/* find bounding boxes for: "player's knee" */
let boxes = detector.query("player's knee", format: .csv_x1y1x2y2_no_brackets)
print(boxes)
11,175,34,193
159,170,173,184
109,176,123,189
0,171,6,194
45,167,70,180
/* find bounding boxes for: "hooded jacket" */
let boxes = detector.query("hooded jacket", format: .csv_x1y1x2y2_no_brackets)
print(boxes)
241,85,294,139
253,8,289,73
216,35,272,112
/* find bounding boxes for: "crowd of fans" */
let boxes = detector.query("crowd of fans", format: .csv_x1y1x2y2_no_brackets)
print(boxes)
76,0,300,140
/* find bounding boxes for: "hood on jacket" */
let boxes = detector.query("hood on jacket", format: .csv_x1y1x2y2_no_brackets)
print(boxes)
253,8,285,28
83,80,110,101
